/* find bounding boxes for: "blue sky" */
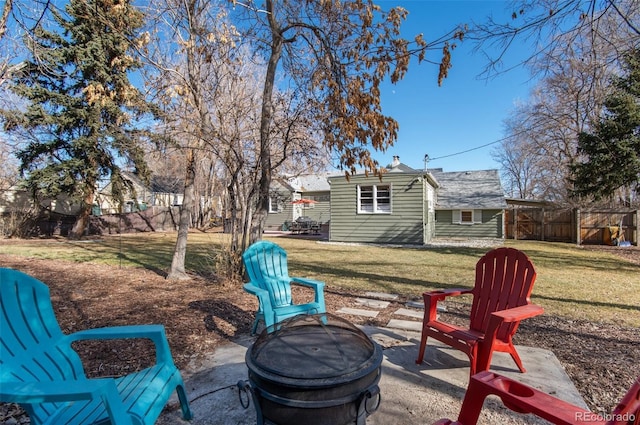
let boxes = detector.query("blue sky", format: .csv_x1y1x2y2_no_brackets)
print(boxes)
370,1,536,173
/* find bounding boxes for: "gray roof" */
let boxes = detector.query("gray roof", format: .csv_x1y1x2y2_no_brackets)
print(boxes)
429,169,506,209
122,171,183,194
387,163,420,173
151,176,183,194
287,173,334,192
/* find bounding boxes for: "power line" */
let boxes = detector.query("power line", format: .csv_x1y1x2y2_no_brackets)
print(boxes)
428,125,537,161
429,139,503,161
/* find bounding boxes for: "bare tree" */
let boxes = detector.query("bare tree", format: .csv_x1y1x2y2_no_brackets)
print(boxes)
486,1,638,204
493,109,545,199
231,0,461,244
0,0,57,84
142,0,324,279
202,49,328,265
141,0,229,279
0,137,19,190
468,0,639,80
139,0,463,279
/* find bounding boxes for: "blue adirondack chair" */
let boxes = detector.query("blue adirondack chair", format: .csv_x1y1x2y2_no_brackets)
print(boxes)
0,268,193,425
242,240,326,334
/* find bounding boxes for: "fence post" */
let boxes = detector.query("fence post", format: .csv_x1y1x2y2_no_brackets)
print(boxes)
632,210,640,246
541,207,545,241
575,208,581,246
502,209,507,240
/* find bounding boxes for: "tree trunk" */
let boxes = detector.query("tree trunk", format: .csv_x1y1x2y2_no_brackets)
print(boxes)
250,0,283,245
0,0,12,40
167,149,197,280
69,191,94,240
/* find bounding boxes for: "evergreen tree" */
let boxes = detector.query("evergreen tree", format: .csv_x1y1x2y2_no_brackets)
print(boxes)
1,0,158,238
571,49,640,204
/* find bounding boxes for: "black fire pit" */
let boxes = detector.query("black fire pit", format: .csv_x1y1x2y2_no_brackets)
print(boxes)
238,314,382,425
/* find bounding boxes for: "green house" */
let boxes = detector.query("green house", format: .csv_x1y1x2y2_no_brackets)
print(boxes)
328,158,506,244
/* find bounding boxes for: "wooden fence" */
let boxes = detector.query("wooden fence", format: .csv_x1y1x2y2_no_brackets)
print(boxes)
506,208,639,245
90,206,179,234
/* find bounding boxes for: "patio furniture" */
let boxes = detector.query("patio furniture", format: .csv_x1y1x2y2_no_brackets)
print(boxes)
416,247,543,375
433,371,640,425
0,267,193,425
289,217,320,234
242,240,326,334
289,220,304,234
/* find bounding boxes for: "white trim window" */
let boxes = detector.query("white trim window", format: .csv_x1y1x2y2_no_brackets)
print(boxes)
358,184,392,214
268,195,282,213
453,209,482,224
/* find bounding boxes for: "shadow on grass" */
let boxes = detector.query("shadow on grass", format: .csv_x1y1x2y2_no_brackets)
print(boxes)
66,236,224,277
523,248,640,273
288,260,474,294
533,293,640,313
291,255,639,315
189,299,254,341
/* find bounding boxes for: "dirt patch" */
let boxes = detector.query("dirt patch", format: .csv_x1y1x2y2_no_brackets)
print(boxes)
1,251,638,423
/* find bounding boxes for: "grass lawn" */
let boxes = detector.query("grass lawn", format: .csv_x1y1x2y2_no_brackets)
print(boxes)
1,232,638,327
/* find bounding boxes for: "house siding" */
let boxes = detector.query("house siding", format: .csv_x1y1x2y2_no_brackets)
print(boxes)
435,209,504,238
265,208,293,230
329,173,424,244
293,191,330,224
265,183,294,230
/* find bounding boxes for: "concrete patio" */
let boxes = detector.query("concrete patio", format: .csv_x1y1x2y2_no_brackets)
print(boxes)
158,322,587,425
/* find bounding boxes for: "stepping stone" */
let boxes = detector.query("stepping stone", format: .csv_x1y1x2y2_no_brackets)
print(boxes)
355,298,390,309
393,308,423,319
336,307,379,318
386,319,422,332
406,300,447,312
364,292,398,301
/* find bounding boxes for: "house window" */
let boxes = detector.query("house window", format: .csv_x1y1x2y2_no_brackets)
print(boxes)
124,200,135,213
461,210,473,224
358,185,392,214
268,195,281,213
453,209,481,224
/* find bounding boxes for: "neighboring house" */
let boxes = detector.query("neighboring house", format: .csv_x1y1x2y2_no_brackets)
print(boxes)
0,187,34,214
264,178,297,230
430,168,507,239
1,184,82,237
264,174,333,231
327,157,506,244
0,185,81,215
96,171,184,214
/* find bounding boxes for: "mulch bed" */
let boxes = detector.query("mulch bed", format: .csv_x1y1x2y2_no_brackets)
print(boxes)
1,247,638,423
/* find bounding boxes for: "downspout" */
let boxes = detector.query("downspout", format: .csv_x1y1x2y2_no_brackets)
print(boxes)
422,177,427,244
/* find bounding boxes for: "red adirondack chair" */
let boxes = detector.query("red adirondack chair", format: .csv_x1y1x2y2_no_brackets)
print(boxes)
416,247,543,375
433,371,640,425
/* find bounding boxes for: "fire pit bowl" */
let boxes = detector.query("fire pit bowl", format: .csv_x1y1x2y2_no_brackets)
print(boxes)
238,313,382,425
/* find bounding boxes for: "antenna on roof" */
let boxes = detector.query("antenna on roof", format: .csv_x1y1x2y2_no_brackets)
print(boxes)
423,154,429,171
